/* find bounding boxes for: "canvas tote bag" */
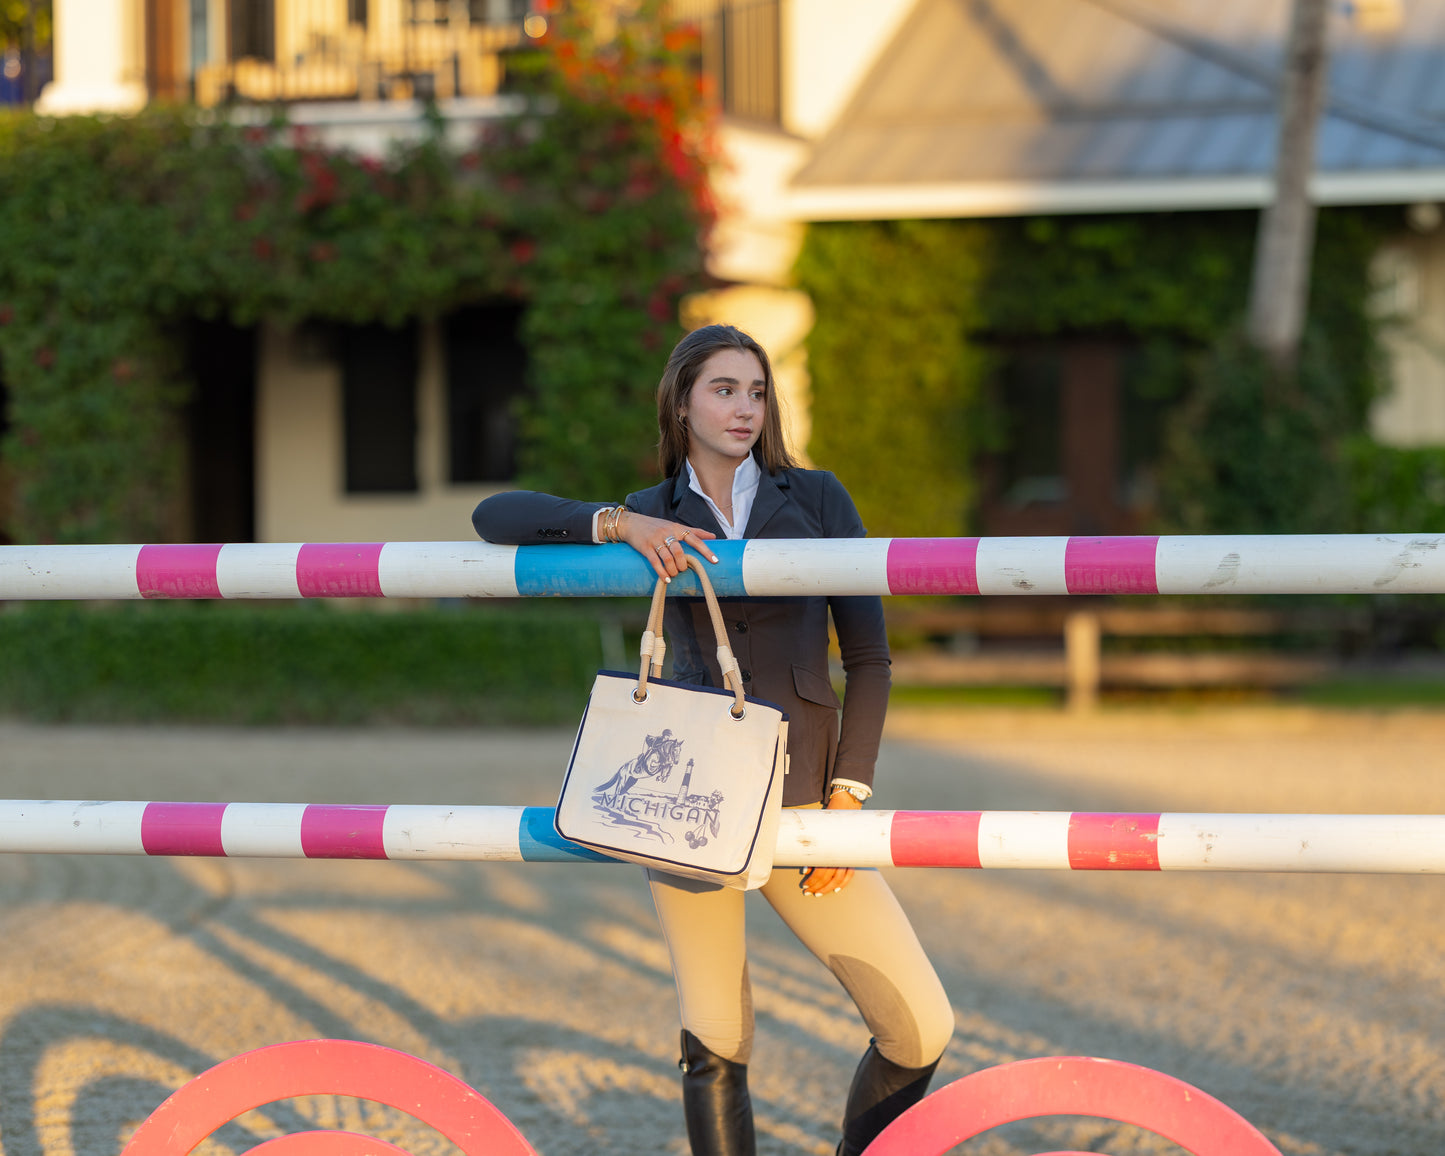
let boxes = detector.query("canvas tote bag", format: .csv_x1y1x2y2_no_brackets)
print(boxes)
554,554,788,889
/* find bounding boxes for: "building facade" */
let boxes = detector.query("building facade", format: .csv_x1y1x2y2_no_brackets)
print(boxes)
17,0,1445,543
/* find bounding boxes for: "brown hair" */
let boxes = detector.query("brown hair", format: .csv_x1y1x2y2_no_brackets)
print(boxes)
655,324,799,478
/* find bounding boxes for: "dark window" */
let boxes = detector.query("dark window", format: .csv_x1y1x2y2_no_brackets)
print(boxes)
994,348,1066,509
188,320,257,542
230,0,276,62
468,0,528,24
348,0,368,25
445,304,527,483
342,323,419,493
980,339,1143,536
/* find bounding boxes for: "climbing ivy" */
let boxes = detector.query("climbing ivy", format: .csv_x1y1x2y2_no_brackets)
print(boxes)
797,210,1391,537
0,0,713,543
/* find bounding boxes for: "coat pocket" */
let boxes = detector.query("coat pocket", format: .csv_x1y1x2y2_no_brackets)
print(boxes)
791,664,842,710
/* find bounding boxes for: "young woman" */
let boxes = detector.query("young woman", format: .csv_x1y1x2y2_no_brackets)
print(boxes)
472,324,952,1156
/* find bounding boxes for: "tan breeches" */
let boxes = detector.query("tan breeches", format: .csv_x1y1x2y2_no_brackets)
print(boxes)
645,865,954,1068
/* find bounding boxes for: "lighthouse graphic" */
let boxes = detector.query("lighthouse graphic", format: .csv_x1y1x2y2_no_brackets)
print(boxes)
589,736,723,847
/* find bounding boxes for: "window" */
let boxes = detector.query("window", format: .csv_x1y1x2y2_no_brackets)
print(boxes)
230,0,276,63
676,0,781,125
342,323,419,493
469,0,528,23
188,320,257,542
994,348,1066,508
981,339,1147,536
445,304,527,483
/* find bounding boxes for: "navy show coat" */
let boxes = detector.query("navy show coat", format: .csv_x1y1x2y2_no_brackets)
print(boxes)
471,462,890,806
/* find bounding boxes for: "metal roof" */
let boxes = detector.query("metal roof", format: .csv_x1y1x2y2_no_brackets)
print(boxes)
787,0,1445,218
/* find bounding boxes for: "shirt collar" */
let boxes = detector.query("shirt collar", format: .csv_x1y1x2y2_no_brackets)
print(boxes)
685,453,761,539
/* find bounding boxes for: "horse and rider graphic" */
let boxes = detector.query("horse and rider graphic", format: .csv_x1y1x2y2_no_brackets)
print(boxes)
590,730,724,846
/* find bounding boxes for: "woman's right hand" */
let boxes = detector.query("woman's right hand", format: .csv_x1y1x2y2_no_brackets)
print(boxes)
618,510,719,582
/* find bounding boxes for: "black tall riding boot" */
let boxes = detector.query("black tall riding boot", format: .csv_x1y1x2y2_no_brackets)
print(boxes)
835,1040,939,1156
679,1029,756,1156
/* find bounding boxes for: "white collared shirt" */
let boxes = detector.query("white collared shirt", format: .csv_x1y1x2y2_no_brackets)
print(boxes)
687,453,760,540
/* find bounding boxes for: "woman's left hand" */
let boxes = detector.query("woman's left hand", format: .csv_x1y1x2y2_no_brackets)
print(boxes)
798,789,862,896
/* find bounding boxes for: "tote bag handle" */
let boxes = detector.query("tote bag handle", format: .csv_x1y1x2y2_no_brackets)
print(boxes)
636,554,747,719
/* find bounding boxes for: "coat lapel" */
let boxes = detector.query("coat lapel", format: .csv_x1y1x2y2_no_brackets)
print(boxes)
742,467,789,538
670,470,725,538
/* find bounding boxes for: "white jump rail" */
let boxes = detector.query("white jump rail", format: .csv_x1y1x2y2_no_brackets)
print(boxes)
0,802,1442,873
1,534,1443,599
4,536,1442,876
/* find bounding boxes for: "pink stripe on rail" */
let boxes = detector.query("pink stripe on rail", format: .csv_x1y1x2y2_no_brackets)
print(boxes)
886,539,981,596
141,801,228,856
300,805,389,859
890,811,983,868
1064,536,1159,595
297,544,385,598
137,544,224,599
1067,812,1161,870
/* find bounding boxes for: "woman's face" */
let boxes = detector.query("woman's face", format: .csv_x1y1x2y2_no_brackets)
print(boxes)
680,348,767,469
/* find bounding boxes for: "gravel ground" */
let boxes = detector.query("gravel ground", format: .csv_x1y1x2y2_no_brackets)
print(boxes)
1,708,1443,1156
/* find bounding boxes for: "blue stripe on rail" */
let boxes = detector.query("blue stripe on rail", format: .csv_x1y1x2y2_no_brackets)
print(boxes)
514,541,748,597
518,807,619,863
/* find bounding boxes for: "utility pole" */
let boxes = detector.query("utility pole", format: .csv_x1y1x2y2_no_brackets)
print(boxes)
1245,0,1331,373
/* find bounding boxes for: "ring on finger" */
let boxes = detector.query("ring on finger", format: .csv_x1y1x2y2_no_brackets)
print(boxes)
680,529,693,539
655,544,668,555
664,536,677,546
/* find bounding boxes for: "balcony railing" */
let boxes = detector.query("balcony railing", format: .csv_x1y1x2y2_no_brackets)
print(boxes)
194,0,531,106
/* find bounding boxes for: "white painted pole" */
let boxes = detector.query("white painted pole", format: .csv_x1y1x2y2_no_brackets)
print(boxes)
1,535,1443,599
2,802,1445,873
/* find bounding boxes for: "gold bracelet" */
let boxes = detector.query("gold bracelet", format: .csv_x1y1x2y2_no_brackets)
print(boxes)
602,505,626,543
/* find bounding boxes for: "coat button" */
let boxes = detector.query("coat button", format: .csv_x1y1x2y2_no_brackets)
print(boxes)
734,621,748,633
741,669,752,682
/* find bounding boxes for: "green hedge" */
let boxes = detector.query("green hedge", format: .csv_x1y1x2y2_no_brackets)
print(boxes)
1346,438,1445,533
0,602,607,725
797,210,1390,537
